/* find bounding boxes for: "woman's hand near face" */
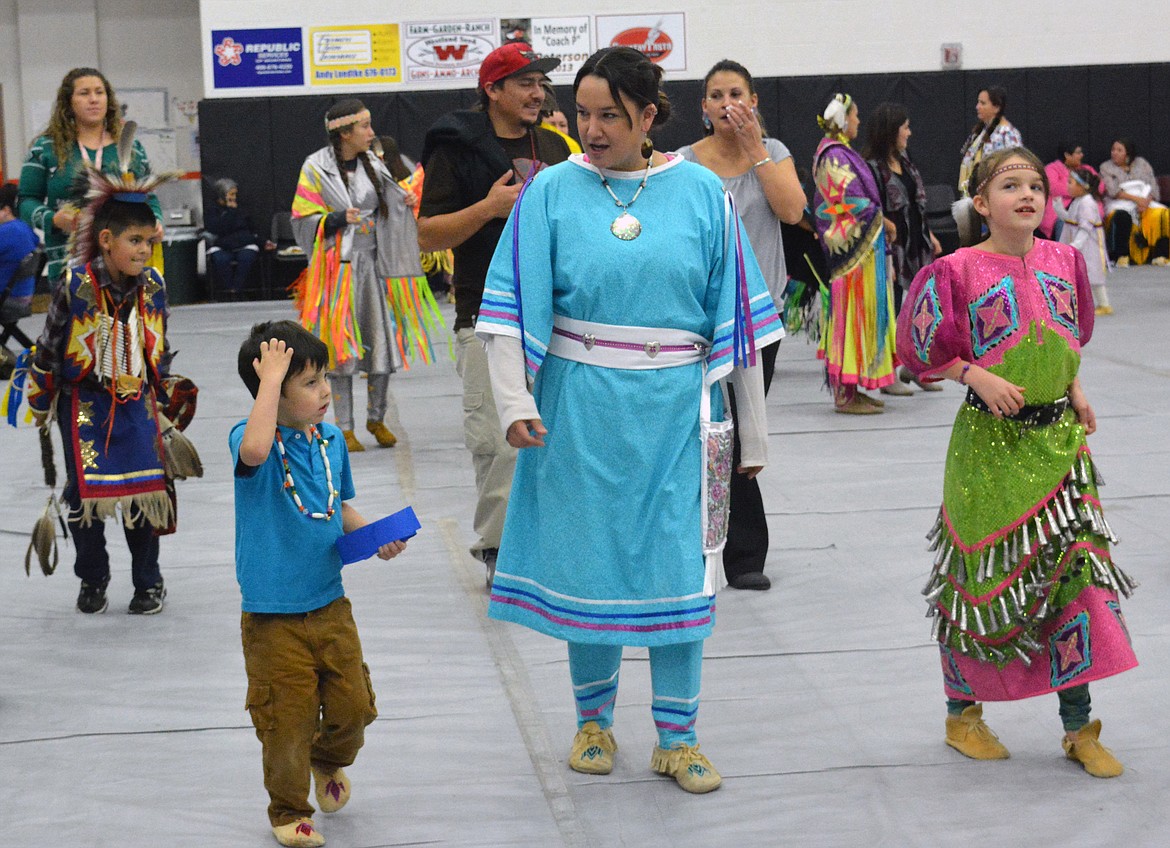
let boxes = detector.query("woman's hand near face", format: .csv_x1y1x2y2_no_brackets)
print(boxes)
723,99,766,159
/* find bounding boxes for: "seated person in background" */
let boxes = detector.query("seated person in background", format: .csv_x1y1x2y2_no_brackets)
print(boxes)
1100,138,1169,266
0,183,40,372
204,178,271,297
1041,142,1101,240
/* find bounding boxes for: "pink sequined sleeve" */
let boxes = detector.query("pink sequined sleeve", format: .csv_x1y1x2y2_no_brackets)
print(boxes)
1071,248,1095,347
897,255,968,380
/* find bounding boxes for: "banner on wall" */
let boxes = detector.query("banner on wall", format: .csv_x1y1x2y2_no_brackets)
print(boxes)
595,13,686,72
403,20,496,83
210,28,304,89
309,24,402,85
499,17,592,83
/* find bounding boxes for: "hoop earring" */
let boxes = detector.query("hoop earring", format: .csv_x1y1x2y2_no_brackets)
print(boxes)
641,137,654,160
702,114,712,131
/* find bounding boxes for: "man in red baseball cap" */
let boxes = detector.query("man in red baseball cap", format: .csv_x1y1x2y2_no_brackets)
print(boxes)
477,41,561,91
417,43,570,589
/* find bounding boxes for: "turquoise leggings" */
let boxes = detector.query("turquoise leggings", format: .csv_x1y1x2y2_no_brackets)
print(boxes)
948,684,1092,731
568,640,704,748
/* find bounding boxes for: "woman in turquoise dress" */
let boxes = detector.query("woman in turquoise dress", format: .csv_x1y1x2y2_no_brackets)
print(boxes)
477,47,782,794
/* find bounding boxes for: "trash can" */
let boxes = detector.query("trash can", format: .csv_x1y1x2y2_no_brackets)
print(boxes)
161,229,203,305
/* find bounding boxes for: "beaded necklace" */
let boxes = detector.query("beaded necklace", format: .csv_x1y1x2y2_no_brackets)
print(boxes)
274,426,336,519
599,158,653,240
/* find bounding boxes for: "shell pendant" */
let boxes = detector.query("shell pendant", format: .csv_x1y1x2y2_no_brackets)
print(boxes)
610,212,642,240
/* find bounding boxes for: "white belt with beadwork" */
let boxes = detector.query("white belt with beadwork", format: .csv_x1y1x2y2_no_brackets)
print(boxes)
547,315,709,370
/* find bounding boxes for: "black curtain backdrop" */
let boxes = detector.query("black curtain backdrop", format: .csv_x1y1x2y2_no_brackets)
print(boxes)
200,62,1170,240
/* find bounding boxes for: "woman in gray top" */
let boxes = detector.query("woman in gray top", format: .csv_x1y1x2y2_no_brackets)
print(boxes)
677,59,804,591
1100,138,1169,265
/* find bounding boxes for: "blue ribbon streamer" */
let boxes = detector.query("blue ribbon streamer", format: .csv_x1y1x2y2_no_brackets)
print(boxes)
5,348,31,427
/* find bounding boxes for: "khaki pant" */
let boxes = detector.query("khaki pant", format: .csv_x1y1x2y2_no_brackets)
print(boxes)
455,327,517,558
241,597,377,826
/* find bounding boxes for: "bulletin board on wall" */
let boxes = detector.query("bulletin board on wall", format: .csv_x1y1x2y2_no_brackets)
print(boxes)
119,88,170,129
137,129,179,172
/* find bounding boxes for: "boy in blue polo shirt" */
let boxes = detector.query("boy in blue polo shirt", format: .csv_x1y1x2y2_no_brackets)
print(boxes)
232,320,405,848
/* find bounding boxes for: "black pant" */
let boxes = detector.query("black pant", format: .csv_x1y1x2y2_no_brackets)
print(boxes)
58,394,162,591
1106,210,1132,261
724,341,780,582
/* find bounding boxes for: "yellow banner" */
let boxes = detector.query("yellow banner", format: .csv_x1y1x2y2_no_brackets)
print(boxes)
309,24,401,85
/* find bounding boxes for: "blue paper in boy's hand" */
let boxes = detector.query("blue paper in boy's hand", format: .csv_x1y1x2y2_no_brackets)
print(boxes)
336,507,420,565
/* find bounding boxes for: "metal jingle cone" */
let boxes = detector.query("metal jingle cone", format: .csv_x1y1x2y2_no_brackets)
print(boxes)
973,605,986,636
1046,506,1060,538
927,509,944,541
998,594,1012,626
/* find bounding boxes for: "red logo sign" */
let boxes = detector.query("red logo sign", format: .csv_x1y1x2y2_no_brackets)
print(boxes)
610,27,673,62
215,37,244,67
433,43,470,61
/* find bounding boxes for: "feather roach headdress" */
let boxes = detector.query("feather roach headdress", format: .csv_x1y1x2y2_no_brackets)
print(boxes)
68,121,182,264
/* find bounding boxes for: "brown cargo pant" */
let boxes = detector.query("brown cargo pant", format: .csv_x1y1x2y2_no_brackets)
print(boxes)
242,596,377,826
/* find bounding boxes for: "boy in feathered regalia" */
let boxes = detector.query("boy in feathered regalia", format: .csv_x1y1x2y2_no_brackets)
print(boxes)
28,124,199,615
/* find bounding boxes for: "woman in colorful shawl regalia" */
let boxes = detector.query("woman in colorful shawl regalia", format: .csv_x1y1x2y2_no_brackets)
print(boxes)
290,99,443,452
811,94,897,414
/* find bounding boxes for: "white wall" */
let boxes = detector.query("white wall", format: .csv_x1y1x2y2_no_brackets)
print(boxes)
1,0,202,180
200,0,1170,89
3,0,1168,177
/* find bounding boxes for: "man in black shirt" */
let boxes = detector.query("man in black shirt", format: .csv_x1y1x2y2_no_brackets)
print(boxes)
418,43,571,587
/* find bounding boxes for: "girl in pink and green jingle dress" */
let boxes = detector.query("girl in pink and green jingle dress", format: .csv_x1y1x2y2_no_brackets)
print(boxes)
897,147,1137,778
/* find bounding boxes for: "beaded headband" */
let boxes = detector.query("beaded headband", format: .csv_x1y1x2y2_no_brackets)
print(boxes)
975,162,1041,195
1069,170,1090,189
325,109,370,132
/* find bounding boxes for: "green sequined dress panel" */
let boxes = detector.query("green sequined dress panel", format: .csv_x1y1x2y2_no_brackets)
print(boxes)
943,321,1084,547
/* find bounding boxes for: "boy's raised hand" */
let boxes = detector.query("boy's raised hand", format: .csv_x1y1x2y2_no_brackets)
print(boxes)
253,338,294,386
